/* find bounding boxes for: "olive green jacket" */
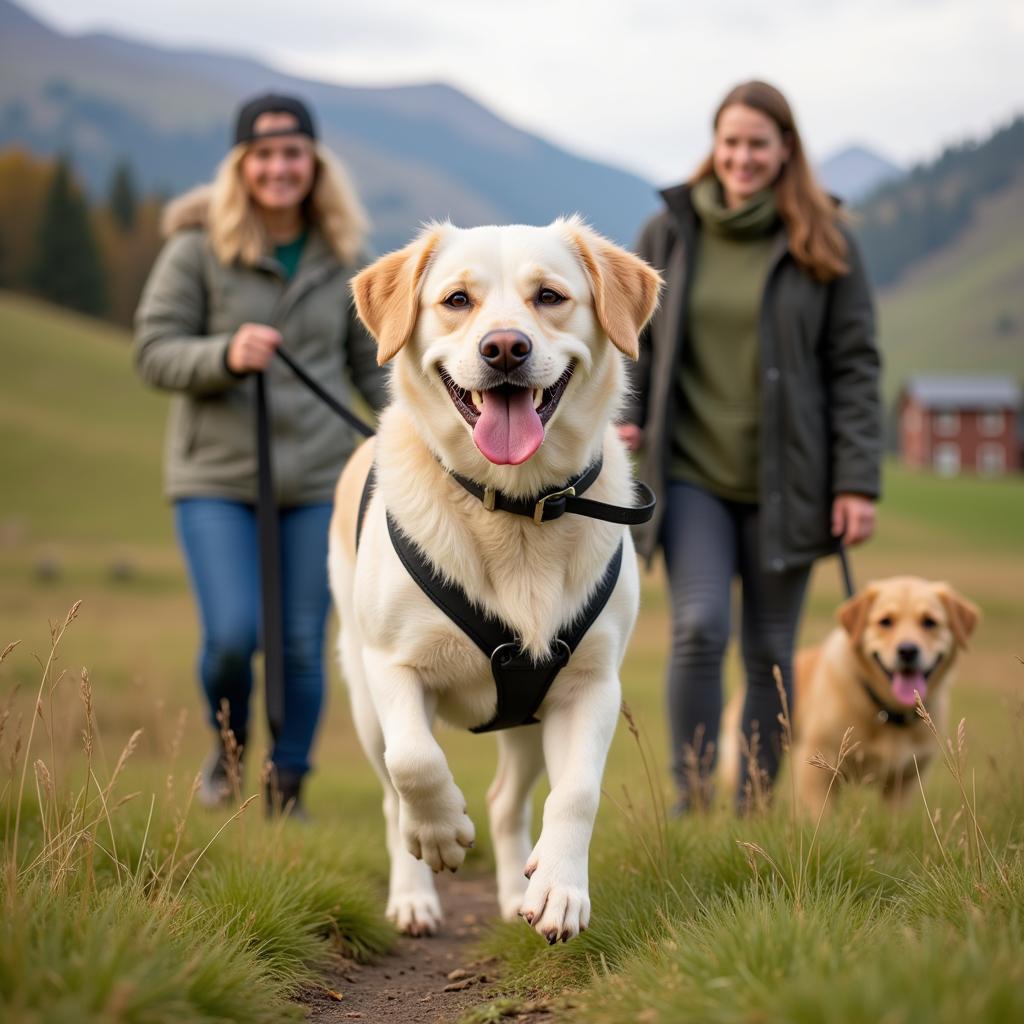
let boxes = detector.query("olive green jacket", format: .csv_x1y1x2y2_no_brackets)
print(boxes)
625,183,882,571
134,194,387,505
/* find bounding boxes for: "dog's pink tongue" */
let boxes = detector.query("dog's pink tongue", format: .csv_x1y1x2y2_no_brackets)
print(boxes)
473,388,544,465
892,671,927,706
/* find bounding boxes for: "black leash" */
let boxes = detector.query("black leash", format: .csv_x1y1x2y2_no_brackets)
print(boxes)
273,346,375,439
255,373,286,740
256,347,375,742
837,540,856,601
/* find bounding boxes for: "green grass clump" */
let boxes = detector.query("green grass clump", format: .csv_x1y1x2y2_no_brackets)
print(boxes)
0,607,393,1023
194,840,393,976
1,885,303,1024
484,699,1024,1024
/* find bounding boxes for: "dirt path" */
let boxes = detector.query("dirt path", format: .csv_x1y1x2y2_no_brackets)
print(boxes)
301,873,552,1024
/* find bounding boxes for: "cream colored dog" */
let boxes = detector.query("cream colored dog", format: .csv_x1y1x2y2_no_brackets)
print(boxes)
327,219,659,943
790,577,980,816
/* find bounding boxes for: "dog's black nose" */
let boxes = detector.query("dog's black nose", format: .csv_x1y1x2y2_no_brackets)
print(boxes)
479,329,532,372
897,642,920,664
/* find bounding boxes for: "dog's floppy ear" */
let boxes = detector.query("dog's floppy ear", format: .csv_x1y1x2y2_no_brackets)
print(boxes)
837,585,878,643
351,226,443,365
565,218,661,360
934,583,981,649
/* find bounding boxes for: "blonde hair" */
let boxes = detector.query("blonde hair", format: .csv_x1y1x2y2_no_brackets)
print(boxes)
691,80,849,282
201,140,370,267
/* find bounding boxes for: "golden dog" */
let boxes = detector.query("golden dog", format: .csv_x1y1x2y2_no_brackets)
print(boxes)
793,577,980,814
723,576,980,815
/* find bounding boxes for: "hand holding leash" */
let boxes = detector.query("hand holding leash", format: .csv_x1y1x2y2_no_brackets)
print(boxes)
831,493,876,546
227,323,282,373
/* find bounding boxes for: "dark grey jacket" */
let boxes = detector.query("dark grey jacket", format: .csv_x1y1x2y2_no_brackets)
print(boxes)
625,184,882,571
135,195,387,505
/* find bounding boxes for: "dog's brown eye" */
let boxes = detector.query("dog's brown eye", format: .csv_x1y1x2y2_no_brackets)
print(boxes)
537,287,565,306
878,616,893,628
444,291,471,309
921,615,938,630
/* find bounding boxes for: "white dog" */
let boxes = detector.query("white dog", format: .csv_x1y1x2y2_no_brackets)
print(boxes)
327,218,659,944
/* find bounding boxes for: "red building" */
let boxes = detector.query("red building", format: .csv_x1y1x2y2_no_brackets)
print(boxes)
899,375,1022,476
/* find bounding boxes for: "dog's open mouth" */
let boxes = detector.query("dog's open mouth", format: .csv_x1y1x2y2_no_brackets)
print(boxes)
872,652,943,706
438,364,574,466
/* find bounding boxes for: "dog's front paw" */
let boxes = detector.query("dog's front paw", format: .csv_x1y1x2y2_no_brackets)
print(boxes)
399,787,475,873
387,890,442,937
519,851,590,943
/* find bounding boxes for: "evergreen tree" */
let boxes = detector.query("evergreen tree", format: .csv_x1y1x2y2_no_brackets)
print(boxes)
108,160,137,231
30,155,108,316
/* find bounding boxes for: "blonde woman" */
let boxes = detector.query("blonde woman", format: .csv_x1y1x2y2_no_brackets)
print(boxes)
620,81,881,812
135,94,387,816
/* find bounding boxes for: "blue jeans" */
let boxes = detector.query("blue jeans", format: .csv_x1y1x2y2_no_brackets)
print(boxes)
174,498,333,776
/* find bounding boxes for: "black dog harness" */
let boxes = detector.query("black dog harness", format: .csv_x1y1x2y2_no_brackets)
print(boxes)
357,459,654,733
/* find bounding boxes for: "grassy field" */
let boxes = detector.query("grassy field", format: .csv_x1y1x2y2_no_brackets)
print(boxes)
2,290,1023,1022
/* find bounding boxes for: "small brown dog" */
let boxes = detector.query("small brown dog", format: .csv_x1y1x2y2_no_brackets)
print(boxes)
790,577,980,816
720,576,980,815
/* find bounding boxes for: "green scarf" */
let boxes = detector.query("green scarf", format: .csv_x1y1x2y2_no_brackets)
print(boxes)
690,176,778,240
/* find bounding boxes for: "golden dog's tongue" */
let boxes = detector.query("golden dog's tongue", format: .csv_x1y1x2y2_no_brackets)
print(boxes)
474,388,544,465
892,670,926,706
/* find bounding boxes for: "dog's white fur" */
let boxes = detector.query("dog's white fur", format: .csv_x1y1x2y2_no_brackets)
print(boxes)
328,219,660,942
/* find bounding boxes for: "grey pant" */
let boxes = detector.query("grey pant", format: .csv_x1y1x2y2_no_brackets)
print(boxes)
661,481,810,806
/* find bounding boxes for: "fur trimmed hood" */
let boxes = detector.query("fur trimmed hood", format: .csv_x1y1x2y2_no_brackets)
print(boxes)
161,184,213,238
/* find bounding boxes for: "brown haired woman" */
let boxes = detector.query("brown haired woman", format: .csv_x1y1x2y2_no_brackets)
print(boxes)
135,94,388,816
619,80,881,811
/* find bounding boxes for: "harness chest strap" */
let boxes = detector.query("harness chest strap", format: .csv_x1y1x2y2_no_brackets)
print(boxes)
356,465,630,733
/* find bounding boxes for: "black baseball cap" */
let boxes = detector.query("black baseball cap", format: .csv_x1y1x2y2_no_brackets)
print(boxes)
233,93,317,146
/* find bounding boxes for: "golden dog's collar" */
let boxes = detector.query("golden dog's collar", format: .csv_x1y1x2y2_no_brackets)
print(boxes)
858,677,918,728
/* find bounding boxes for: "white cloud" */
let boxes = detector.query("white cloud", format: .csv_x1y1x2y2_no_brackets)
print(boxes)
17,0,1024,182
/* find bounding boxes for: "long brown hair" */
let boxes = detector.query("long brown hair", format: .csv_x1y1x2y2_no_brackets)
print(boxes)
690,81,849,282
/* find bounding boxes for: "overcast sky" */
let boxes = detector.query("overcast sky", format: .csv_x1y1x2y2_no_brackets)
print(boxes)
20,0,1024,183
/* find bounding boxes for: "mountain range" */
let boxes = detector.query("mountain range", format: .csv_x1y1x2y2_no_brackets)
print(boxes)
0,0,903,252
817,145,903,203
0,0,661,251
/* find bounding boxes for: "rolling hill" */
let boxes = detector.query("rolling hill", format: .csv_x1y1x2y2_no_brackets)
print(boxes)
0,290,169,546
874,170,1024,401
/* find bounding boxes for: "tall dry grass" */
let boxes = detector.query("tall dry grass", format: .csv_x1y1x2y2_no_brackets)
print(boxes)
480,668,1024,1023
0,604,392,1023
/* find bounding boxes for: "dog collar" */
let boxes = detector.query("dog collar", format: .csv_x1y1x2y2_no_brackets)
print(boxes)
447,455,656,526
858,677,918,728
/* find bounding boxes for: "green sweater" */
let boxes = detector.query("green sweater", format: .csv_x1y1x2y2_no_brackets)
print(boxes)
274,230,307,279
670,178,780,502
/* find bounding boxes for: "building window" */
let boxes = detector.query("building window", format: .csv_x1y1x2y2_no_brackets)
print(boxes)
978,444,1006,476
979,411,1004,437
933,443,960,477
933,411,960,437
